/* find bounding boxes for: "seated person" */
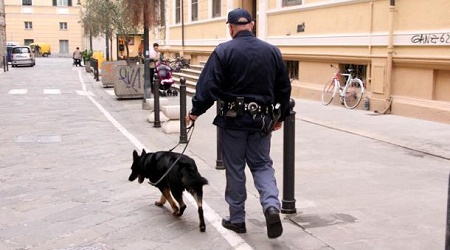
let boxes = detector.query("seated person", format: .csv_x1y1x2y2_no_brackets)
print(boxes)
156,60,176,96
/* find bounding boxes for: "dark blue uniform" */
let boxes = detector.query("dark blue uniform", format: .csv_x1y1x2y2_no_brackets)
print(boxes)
190,30,291,226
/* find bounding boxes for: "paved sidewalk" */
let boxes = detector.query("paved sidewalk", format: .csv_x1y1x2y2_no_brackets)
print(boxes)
0,57,449,250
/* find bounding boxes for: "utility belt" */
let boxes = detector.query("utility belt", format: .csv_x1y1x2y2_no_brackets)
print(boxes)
219,97,271,118
218,97,281,136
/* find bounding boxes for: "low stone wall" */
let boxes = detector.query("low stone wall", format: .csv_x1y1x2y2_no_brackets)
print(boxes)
101,60,127,87
113,65,145,99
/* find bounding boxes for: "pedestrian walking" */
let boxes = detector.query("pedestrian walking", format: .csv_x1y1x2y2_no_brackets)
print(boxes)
72,47,82,67
185,8,291,239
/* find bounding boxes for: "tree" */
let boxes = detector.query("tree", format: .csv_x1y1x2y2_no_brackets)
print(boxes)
123,0,164,59
110,0,140,64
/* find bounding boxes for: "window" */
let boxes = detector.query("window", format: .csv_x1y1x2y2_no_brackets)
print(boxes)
212,0,221,18
22,0,32,5
191,0,198,21
175,0,181,24
282,0,302,7
59,40,69,54
24,39,34,46
24,21,32,29
286,60,299,80
53,0,72,7
343,64,367,84
60,22,68,30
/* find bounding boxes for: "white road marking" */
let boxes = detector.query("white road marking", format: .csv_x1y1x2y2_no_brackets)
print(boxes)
9,89,28,94
76,90,95,96
105,89,115,96
43,89,61,94
76,70,253,250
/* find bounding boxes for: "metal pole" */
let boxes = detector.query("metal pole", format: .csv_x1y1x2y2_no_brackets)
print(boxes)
143,58,151,100
153,73,161,128
179,77,188,143
281,98,297,214
3,56,5,72
446,173,450,250
216,101,224,169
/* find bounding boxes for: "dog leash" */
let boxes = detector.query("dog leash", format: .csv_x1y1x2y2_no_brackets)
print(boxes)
148,122,196,186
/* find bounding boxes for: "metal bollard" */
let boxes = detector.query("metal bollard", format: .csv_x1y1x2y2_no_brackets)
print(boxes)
153,73,161,128
281,98,297,214
446,173,450,250
143,58,151,100
3,56,6,72
216,101,225,169
179,77,188,143
95,59,99,81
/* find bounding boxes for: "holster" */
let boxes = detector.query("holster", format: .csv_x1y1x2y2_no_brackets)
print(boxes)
261,103,281,136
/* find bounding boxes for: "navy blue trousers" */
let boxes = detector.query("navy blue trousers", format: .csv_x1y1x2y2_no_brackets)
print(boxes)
219,128,281,224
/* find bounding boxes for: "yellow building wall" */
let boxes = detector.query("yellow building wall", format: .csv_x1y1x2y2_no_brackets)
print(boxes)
5,0,83,55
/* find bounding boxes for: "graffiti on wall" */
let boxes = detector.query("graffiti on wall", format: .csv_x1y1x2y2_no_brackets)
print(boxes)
118,66,142,91
411,33,450,45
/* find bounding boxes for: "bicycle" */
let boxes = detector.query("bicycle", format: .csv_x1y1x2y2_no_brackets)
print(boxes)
321,64,365,109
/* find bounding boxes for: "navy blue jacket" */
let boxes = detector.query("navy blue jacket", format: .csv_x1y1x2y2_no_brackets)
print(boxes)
191,30,291,131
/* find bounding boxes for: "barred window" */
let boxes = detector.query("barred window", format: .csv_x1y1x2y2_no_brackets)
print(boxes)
22,0,32,6
343,64,367,84
283,0,302,7
286,60,299,80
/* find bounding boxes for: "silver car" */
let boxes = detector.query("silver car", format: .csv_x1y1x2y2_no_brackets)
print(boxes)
11,46,35,67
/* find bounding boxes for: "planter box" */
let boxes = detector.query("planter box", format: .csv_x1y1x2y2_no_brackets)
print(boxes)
101,60,127,87
85,61,91,73
113,65,145,99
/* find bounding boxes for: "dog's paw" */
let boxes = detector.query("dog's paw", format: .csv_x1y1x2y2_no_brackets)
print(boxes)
155,201,164,206
200,225,206,232
178,205,187,216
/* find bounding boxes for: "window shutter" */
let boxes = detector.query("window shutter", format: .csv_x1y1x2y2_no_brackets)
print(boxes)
52,0,57,6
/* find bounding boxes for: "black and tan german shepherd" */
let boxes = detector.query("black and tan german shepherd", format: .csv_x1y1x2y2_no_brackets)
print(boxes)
128,149,208,232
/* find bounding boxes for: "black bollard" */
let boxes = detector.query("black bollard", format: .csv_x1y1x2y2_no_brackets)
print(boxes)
179,77,188,143
446,173,450,250
153,73,161,128
216,101,225,169
143,58,151,100
3,56,6,72
281,98,297,214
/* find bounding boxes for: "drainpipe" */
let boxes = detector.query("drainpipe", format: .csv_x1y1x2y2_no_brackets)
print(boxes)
385,0,396,104
181,0,185,56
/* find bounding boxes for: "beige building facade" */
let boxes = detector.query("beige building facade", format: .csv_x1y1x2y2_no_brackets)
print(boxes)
4,0,450,123
4,0,84,56
159,0,450,124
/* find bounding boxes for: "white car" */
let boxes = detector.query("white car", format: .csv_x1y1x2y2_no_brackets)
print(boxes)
11,46,35,67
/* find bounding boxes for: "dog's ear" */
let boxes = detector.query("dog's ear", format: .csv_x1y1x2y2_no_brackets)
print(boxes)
141,148,147,155
133,150,139,160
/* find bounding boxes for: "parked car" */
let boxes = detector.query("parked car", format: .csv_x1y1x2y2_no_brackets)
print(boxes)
30,43,51,57
11,46,35,67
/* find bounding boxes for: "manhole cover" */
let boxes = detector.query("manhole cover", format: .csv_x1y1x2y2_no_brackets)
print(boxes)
291,213,357,228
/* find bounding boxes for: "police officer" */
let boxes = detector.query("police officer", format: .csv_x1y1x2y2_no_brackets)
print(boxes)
185,8,291,239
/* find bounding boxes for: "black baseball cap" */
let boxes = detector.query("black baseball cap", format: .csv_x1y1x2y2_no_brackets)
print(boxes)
226,8,252,25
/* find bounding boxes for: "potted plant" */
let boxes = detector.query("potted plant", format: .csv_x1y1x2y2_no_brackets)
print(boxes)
82,49,92,72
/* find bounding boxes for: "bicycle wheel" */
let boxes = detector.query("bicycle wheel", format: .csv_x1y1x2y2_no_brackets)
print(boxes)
321,79,337,105
343,79,364,109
